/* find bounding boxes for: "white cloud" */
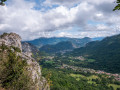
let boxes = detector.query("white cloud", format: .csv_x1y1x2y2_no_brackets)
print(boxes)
0,0,120,40
44,0,115,7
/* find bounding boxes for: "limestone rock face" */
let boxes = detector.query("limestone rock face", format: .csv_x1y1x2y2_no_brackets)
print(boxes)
0,33,50,90
0,33,22,51
22,42,39,57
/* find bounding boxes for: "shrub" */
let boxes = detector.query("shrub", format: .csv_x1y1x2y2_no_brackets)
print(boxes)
0,45,34,90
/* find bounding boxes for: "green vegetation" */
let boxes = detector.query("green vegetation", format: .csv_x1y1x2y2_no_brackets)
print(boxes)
0,0,6,6
66,34,120,73
109,84,120,90
0,44,34,90
42,67,116,90
113,0,120,11
70,74,86,81
39,48,120,90
11,46,21,52
70,74,99,85
27,33,120,90
0,33,8,38
87,75,99,80
27,37,91,49
87,59,96,62
42,60,55,67
39,41,74,54
1,0,7,2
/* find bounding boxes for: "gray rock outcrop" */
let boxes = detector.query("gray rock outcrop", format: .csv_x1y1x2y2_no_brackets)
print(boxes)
0,33,22,51
0,33,50,90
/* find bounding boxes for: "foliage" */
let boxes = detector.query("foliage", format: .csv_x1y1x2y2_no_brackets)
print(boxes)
65,34,120,73
0,44,34,90
109,84,120,90
11,46,21,52
113,0,120,11
39,41,74,54
1,0,7,2
0,33,8,38
42,68,115,90
0,0,7,6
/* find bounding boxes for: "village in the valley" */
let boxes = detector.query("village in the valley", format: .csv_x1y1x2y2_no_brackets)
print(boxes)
58,64,120,81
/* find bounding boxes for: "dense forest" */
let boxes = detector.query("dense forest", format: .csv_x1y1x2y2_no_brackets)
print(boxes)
41,64,120,90
64,34,120,73
39,41,74,54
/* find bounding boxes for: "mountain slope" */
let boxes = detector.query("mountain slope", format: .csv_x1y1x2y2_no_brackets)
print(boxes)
26,37,91,48
22,42,39,57
67,34,120,73
0,33,49,90
39,41,74,54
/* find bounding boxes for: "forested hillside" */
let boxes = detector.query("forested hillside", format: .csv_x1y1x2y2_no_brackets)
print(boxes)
66,34,120,73
39,41,74,54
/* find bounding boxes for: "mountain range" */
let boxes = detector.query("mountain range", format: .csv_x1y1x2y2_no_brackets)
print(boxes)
67,34,120,73
23,34,120,73
25,37,91,48
39,41,74,54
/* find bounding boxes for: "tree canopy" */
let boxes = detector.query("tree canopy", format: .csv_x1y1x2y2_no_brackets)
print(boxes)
113,0,120,11
0,0,7,6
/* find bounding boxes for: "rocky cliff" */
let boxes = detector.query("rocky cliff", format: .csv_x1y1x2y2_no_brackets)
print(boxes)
22,42,39,57
0,33,50,90
0,33,22,51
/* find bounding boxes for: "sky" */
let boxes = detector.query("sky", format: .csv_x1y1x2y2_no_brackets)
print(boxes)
0,0,120,40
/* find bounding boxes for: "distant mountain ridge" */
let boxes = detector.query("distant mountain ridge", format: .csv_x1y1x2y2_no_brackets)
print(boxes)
25,37,91,48
91,37,104,41
39,41,74,54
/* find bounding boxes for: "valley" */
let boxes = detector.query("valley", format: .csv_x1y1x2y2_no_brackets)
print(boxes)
39,54,120,89
41,63,120,90
1,33,120,90
25,34,120,90
1,0,120,90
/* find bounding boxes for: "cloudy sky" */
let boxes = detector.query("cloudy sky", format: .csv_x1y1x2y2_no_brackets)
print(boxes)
0,0,120,40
